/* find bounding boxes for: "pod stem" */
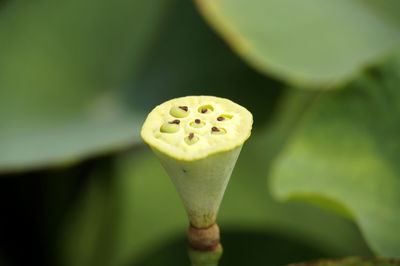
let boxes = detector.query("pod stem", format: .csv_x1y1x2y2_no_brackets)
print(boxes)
187,223,223,266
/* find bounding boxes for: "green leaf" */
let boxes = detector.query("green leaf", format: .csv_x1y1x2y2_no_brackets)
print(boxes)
288,257,400,266
59,160,122,266
195,0,400,88
0,0,170,172
125,0,282,126
270,54,400,257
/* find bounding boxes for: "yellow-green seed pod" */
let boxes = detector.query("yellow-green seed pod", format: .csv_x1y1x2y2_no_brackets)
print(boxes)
141,95,253,228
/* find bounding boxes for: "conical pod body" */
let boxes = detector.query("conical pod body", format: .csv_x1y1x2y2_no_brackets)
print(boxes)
153,146,242,228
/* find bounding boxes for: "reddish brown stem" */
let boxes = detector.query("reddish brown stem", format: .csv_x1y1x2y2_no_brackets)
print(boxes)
187,223,221,252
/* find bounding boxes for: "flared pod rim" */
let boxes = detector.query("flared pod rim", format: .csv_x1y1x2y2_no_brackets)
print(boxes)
141,95,253,161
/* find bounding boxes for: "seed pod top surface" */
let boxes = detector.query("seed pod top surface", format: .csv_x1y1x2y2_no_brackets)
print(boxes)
141,96,253,161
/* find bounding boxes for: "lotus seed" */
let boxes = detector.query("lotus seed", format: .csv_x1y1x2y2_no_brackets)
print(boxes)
198,104,214,114
190,119,205,128
170,106,189,118
160,122,180,133
211,126,226,135
185,133,199,145
217,114,233,121
169,119,180,124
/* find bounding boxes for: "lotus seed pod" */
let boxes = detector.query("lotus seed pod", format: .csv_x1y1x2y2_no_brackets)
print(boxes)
141,96,252,228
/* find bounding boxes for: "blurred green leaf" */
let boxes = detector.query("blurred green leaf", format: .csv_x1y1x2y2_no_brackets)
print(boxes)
58,1,373,265
0,0,170,172
288,257,400,266
125,0,282,129
60,160,120,266
59,88,372,266
195,0,400,88
57,0,280,263
61,141,371,266
270,54,400,257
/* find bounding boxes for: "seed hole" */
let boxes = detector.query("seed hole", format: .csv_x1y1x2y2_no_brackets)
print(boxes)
190,119,206,128
217,114,233,121
198,105,214,114
211,126,227,135
185,133,199,145
170,106,189,118
160,122,179,133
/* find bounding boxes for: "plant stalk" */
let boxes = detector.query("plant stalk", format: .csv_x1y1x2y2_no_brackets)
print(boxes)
187,223,222,266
